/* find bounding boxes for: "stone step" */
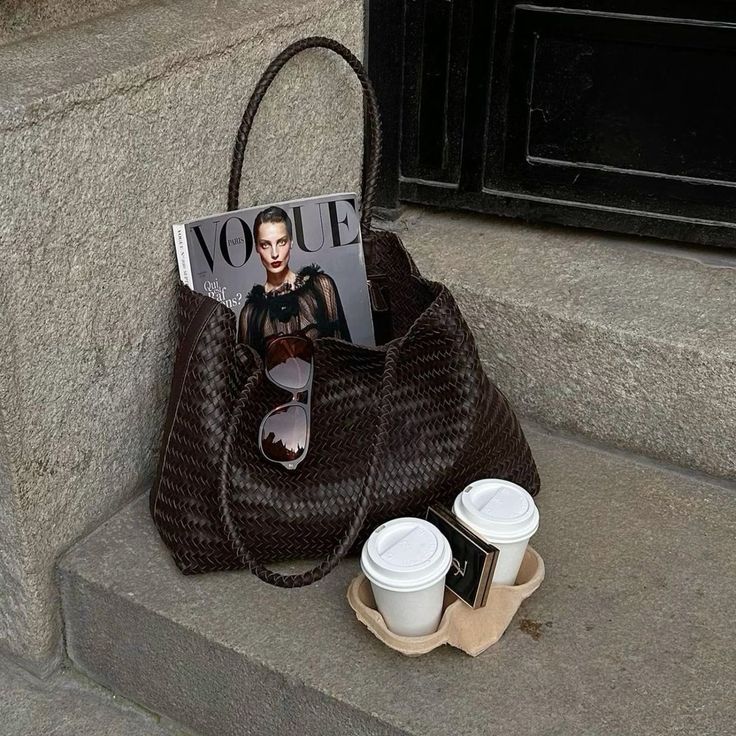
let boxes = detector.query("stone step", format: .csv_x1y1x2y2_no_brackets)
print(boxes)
58,426,736,736
0,0,362,672
380,207,736,481
0,0,146,45
0,653,187,736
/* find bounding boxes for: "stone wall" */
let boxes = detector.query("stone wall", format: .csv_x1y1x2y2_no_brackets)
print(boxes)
0,0,146,44
0,0,364,673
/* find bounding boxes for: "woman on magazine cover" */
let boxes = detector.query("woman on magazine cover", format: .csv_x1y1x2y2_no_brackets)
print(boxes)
238,206,352,354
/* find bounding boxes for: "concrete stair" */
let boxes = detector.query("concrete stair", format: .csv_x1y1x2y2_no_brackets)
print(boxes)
0,654,187,736
0,0,146,44
382,207,736,482
58,426,736,736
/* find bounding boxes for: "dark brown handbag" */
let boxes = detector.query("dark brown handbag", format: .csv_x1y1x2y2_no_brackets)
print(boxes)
150,36,540,588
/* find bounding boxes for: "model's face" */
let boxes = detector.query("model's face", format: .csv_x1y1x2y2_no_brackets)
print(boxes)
257,221,291,275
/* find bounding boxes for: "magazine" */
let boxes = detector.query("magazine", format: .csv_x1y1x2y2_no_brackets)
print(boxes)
173,192,375,352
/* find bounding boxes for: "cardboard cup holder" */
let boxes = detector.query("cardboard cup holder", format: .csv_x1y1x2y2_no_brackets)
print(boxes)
347,546,544,656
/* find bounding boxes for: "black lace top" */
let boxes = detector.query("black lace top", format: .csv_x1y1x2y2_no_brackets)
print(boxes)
238,265,351,354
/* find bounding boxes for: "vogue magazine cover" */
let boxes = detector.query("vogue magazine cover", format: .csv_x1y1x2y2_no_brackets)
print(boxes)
174,192,375,352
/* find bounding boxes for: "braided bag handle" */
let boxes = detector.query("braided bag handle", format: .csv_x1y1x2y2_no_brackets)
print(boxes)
219,37,389,587
219,345,398,587
227,35,382,235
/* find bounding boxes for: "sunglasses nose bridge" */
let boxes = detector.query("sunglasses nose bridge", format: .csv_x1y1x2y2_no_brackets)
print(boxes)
261,335,313,469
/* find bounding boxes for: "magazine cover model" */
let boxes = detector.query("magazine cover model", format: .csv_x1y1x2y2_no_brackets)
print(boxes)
174,192,375,353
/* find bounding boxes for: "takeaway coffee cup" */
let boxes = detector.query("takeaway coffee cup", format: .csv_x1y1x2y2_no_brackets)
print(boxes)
453,479,539,586
360,517,452,637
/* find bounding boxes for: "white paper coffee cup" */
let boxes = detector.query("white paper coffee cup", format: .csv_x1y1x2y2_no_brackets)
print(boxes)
453,479,539,586
360,517,452,637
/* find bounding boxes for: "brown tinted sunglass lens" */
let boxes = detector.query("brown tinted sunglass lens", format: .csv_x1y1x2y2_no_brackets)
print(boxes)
260,404,308,463
265,336,313,391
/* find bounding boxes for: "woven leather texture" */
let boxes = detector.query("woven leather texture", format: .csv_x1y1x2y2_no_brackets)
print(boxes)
151,227,540,577
150,36,539,586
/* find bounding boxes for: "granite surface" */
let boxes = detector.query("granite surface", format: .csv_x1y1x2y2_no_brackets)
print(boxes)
0,0,363,670
59,427,736,735
0,0,146,45
382,207,736,480
0,654,187,736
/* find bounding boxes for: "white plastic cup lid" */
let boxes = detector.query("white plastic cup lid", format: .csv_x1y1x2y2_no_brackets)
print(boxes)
453,479,539,544
360,517,452,592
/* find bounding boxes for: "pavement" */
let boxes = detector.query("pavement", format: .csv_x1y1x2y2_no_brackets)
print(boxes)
0,654,186,736
57,424,736,736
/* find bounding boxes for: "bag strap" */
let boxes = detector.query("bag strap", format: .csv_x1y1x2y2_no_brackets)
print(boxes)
218,345,399,588
227,36,382,236
217,38,388,586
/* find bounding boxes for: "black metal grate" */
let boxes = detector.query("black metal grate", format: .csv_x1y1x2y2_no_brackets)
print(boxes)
369,0,736,249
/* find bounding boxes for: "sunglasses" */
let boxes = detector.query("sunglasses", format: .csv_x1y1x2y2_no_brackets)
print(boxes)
258,334,313,470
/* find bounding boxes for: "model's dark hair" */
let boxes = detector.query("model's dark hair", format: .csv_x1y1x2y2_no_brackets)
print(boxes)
254,206,293,242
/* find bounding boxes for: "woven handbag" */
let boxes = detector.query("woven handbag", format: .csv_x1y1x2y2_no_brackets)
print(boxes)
151,36,540,588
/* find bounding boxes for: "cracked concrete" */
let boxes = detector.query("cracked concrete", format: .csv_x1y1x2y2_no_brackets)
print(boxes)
0,0,364,671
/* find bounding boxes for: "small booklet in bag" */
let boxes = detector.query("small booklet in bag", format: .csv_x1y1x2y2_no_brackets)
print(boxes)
173,192,375,353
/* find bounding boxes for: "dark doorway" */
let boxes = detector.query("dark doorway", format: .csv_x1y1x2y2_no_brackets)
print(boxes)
367,0,736,248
